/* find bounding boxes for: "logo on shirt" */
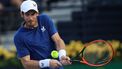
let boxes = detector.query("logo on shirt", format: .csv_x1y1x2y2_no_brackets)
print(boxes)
41,26,46,32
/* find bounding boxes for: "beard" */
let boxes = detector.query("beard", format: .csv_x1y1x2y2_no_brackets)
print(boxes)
25,20,38,28
27,20,35,26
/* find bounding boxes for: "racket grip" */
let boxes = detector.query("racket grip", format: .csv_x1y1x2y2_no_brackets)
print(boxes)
70,60,81,62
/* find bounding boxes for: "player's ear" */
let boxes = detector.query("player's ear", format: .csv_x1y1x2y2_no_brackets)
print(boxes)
20,12,24,17
36,12,39,16
37,13,39,15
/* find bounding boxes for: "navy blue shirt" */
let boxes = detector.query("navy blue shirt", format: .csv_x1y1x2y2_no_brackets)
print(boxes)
14,14,63,69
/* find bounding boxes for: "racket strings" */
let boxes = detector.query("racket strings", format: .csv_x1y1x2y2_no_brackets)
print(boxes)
95,51,110,64
83,41,113,65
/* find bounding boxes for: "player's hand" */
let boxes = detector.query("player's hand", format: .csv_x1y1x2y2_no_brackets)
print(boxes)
50,59,62,68
60,56,72,65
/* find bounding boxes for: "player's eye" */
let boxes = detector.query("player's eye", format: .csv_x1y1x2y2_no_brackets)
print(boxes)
31,12,36,16
25,11,37,16
25,13,29,16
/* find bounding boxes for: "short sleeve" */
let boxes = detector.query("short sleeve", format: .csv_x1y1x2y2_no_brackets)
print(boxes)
38,14,57,36
14,35,30,58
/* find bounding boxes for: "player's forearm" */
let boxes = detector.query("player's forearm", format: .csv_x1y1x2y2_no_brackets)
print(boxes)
51,33,66,50
21,60,40,69
55,39,67,60
21,59,51,69
52,33,67,60
55,39,66,51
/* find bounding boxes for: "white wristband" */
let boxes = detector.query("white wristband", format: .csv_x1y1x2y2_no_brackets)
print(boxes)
59,49,66,60
39,59,50,68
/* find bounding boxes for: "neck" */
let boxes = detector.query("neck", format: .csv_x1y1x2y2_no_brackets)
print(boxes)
23,22,38,29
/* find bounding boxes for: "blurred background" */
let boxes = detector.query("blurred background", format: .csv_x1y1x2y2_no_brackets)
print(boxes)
0,0,122,69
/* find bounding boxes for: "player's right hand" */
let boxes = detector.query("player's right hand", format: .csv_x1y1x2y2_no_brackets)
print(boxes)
60,56,72,65
50,59,62,68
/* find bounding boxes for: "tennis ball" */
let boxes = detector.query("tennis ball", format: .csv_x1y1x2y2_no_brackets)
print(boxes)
51,50,59,58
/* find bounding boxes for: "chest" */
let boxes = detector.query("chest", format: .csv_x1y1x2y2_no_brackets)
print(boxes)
23,27,51,46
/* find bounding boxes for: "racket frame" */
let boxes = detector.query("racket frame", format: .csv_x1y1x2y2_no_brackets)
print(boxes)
71,40,114,66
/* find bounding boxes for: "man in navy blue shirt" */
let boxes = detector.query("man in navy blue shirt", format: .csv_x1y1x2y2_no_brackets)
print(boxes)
14,0,71,69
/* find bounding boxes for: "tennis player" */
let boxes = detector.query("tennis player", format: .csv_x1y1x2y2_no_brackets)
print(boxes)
14,0,71,69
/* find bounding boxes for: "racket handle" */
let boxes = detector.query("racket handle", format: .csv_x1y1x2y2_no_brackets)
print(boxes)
70,60,81,62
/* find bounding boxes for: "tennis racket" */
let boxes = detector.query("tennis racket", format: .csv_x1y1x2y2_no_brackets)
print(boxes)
70,40,114,66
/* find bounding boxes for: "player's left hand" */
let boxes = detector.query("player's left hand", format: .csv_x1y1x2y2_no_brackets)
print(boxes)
60,56,72,65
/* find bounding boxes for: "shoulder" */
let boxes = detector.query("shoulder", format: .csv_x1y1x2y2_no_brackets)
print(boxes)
37,13,53,27
38,13,51,21
39,13,50,18
14,28,24,42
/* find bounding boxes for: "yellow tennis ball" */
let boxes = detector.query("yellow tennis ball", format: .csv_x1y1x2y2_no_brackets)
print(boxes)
51,50,59,58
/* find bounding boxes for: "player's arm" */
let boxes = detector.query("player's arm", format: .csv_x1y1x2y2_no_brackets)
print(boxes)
20,55,62,69
42,14,71,64
51,33,71,65
51,33,65,50
20,55,39,69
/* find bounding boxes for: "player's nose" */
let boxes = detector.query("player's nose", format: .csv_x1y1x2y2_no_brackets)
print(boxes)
28,16,33,20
